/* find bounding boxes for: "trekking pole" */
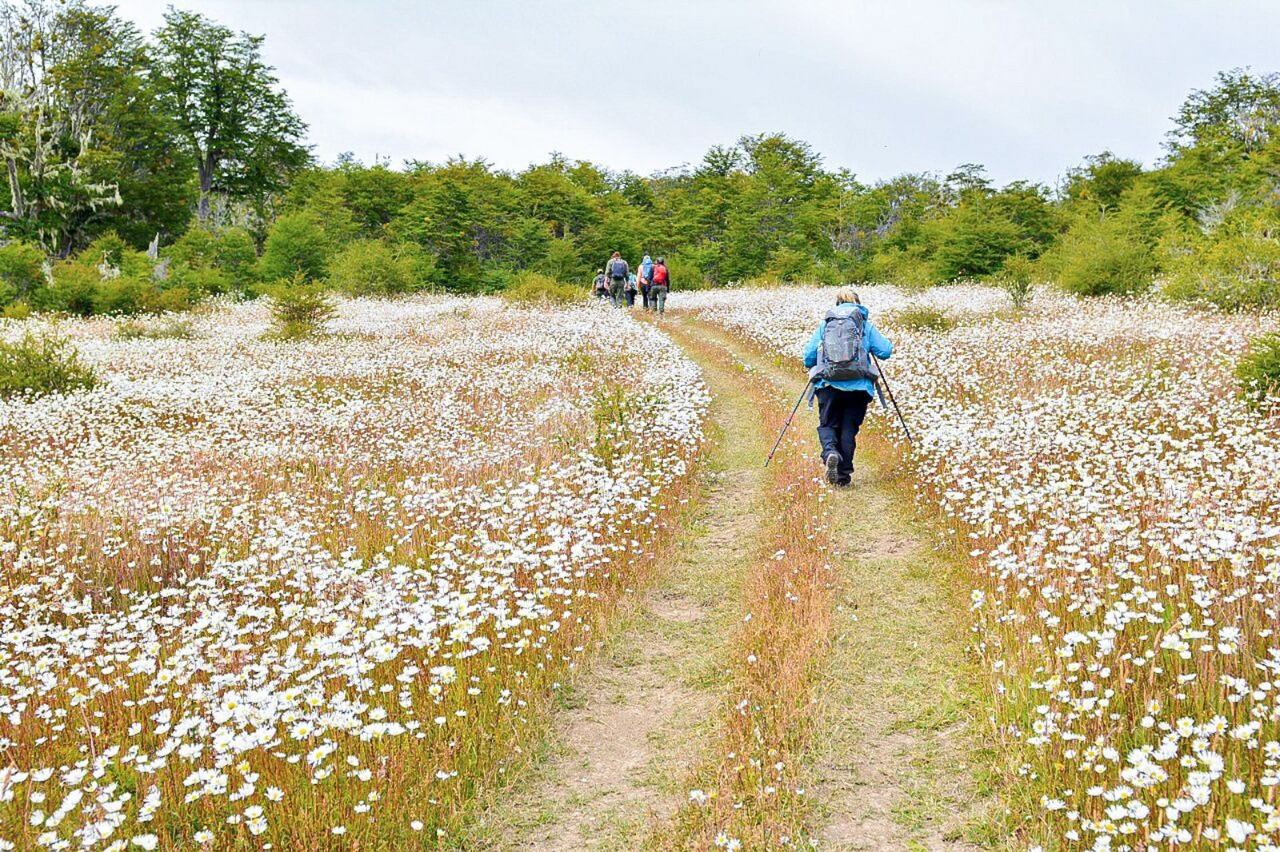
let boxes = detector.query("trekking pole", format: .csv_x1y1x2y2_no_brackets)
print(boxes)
764,378,813,467
871,354,914,447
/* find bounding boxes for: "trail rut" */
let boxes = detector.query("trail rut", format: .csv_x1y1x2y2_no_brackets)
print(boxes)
473,313,993,850
685,320,992,850
477,323,773,851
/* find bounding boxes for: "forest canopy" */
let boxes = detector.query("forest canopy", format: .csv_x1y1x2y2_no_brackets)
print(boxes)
1,0,1278,315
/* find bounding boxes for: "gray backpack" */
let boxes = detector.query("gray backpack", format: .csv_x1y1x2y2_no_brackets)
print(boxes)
816,308,877,382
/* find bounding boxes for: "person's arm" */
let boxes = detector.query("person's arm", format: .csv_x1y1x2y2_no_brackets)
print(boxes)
802,324,822,369
866,321,893,360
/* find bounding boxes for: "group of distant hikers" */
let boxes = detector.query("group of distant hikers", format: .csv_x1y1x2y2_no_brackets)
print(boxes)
592,252,671,314
590,256,893,488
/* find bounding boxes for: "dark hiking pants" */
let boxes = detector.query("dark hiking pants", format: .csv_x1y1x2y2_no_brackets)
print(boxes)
815,387,871,485
651,285,668,314
610,278,626,306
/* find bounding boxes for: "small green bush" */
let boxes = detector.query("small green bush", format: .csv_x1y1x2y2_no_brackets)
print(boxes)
267,275,337,339
1055,216,1155,297
328,239,428,296
502,271,582,305
867,246,939,290
1236,333,1280,409
113,317,195,341
82,232,129,270
0,332,98,399
169,226,259,292
1163,208,1280,310
998,254,1035,309
40,261,101,315
258,214,331,282
0,241,46,303
888,303,957,333
2,301,32,320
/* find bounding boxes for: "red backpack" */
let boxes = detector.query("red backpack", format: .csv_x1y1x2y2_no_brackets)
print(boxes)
652,264,669,286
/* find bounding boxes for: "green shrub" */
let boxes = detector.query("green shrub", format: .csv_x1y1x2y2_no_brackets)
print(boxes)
2,301,32,320
0,241,46,303
766,246,816,282
868,246,939,289
258,214,330,282
663,252,708,290
328,239,429,296
888,303,957,333
1236,333,1280,408
930,208,1025,281
0,332,98,399
82,232,129,270
168,226,258,292
114,317,195,341
90,275,151,315
40,261,101,315
170,265,232,297
998,254,1035,309
1163,208,1280,310
267,274,337,339
1055,215,1155,297
501,271,582,305
213,228,259,289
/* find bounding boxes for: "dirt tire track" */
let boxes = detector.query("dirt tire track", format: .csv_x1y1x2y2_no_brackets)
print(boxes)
686,320,993,850
475,320,774,851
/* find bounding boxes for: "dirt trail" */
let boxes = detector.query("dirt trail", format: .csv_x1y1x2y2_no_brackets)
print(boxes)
687,321,992,850
473,315,990,850
475,321,773,851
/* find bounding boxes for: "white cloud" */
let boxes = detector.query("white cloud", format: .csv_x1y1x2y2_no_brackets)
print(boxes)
111,0,1280,184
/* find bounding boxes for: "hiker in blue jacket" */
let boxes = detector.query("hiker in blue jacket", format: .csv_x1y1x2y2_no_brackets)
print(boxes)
802,289,893,487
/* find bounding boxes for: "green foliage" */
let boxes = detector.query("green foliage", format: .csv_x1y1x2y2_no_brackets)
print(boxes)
151,7,308,221
0,242,46,303
267,274,336,339
328,239,431,296
0,331,98,399
2,301,32,320
1164,206,1280,309
258,214,330,283
41,262,101,315
113,317,195,340
1065,152,1145,212
867,246,936,289
888,303,957,333
1052,215,1156,297
998,254,1035,309
167,226,259,292
501,271,582,305
1236,332,1280,409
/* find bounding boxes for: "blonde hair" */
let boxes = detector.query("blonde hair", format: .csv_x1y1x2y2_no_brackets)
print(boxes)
835,288,860,305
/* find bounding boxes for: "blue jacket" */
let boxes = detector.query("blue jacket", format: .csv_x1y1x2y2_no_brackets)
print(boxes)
802,303,893,395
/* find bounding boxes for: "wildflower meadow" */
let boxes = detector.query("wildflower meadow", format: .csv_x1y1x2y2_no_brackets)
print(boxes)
0,298,707,849
685,285,1280,850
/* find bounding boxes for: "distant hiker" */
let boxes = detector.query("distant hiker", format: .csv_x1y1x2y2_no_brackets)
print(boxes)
649,257,670,315
639,254,654,309
626,271,639,307
606,252,629,307
802,289,893,487
592,269,609,300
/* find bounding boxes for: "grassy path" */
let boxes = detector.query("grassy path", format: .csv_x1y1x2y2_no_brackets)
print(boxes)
472,319,773,850
471,313,994,849
683,320,994,849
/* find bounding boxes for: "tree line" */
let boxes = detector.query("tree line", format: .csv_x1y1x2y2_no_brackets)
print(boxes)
0,0,1277,316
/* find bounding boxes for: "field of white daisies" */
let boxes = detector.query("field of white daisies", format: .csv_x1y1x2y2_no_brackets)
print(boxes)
0,297,707,849
682,284,1280,850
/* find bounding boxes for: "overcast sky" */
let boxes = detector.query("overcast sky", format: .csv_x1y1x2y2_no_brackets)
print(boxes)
110,0,1279,187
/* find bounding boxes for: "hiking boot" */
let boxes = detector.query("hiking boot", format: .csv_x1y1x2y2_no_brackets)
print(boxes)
824,452,841,485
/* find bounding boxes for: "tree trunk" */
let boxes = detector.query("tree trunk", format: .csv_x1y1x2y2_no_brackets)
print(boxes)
4,156,23,220
197,155,214,224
